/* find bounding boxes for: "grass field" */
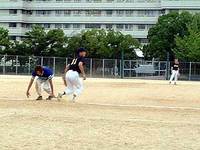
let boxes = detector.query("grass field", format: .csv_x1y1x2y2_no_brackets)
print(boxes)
0,75,200,150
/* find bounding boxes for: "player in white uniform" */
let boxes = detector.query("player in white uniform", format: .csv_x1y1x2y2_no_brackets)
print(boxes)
169,59,180,85
57,48,87,101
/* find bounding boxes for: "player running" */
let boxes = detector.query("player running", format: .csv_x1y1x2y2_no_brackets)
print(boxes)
26,65,55,100
57,48,87,102
169,59,180,85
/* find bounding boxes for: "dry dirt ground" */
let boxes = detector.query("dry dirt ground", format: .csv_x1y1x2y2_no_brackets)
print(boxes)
0,75,200,150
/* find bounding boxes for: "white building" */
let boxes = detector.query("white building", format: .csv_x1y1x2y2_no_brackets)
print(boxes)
0,0,199,44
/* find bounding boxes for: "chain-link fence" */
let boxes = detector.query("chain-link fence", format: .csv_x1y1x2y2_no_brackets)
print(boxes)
0,55,200,81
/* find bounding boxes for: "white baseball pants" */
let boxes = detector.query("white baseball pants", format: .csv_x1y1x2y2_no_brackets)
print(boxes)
169,70,179,82
35,78,51,96
64,70,83,96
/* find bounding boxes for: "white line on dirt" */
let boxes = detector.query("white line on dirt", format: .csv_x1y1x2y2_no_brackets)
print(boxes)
1,98,200,111
83,102,200,111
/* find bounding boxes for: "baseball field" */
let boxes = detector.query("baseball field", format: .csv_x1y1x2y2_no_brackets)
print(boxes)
0,75,200,150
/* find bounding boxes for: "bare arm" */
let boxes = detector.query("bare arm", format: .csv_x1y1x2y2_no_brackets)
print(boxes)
26,77,35,97
79,62,86,80
49,79,55,97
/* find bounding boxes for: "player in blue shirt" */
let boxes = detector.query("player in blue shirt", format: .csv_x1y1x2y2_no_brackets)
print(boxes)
26,65,55,100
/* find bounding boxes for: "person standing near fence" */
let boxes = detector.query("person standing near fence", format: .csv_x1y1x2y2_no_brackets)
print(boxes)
57,48,87,102
169,59,180,85
26,65,55,100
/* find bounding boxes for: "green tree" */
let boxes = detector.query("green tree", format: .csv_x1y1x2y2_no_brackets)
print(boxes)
24,25,48,56
44,29,68,57
173,13,200,61
143,12,193,60
0,27,11,54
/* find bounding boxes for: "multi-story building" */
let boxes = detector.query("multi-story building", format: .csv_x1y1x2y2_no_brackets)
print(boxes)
0,0,199,44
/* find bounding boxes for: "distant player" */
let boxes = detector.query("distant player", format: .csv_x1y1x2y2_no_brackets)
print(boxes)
57,48,87,102
169,59,180,85
26,65,55,100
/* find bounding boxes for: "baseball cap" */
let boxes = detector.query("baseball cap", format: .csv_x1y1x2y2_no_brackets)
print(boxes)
77,47,86,53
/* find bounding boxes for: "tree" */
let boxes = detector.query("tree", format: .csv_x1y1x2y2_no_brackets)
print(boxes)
173,13,200,61
0,27,11,54
24,25,48,56
23,26,68,57
143,12,193,60
44,29,68,57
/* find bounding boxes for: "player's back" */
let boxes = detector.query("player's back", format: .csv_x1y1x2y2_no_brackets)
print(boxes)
69,57,85,74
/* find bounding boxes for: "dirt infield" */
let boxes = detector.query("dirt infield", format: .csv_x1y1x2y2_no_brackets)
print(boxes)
0,75,200,150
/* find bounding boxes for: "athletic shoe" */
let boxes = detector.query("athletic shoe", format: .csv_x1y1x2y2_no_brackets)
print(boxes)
71,94,77,102
46,96,54,100
174,82,177,85
57,93,63,101
36,96,43,100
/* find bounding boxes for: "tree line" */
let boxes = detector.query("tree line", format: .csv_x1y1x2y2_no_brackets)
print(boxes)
0,26,140,59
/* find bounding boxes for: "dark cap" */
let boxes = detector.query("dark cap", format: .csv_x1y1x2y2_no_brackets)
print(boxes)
77,47,86,54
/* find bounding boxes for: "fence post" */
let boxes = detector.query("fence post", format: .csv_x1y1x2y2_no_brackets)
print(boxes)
129,60,131,77
102,59,105,78
53,57,56,74
136,60,138,77
41,57,43,66
3,55,6,75
114,59,118,77
90,58,92,77
16,55,18,75
28,56,31,74
189,62,192,81
158,61,161,76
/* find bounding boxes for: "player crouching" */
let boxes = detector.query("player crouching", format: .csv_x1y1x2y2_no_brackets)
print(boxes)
26,65,55,100
57,48,87,102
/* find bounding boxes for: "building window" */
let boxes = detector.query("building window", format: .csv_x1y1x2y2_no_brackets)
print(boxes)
137,11,145,17
106,10,112,17
9,9,17,15
125,24,133,30
9,23,17,28
116,24,124,30
36,10,51,16
116,10,124,17
73,10,82,16
85,24,101,29
55,10,63,16
64,10,71,16
139,38,148,44
138,24,146,30
43,23,51,28
63,24,70,29
55,24,62,28
22,10,33,15
105,24,113,29
147,24,153,30
73,24,81,29
125,11,134,17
